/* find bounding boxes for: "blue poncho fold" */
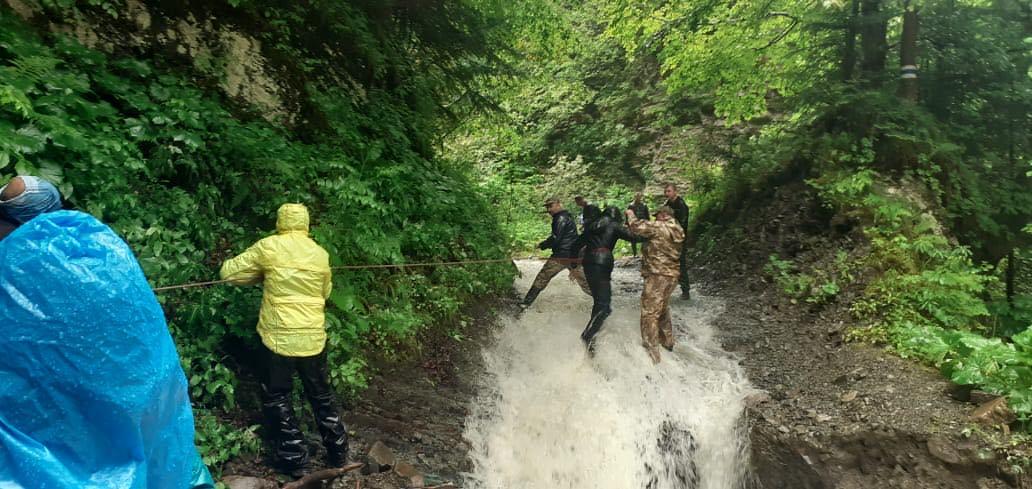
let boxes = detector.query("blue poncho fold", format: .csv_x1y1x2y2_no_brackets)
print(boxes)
0,211,213,489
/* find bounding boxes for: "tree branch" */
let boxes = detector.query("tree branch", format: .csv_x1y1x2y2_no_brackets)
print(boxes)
756,18,800,51
281,463,364,489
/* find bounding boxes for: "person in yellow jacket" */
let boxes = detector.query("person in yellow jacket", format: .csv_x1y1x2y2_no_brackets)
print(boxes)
220,203,348,477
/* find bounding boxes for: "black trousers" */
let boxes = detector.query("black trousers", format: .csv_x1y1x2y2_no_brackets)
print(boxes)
261,345,349,470
582,261,614,347
679,240,691,295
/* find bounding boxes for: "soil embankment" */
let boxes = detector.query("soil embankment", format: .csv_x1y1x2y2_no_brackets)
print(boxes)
693,182,1027,488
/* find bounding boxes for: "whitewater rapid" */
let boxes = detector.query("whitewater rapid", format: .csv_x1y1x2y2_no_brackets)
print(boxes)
463,260,755,489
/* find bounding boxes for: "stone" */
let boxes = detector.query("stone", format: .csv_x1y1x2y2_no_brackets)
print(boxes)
222,476,278,489
969,390,997,406
368,440,396,469
815,414,832,423
927,435,967,466
947,383,973,402
744,391,772,408
977,477,1011,489
969,397,1016,426
840,390,858,402
394,461,424,487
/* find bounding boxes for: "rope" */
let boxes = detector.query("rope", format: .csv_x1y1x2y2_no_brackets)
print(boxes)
152,278,234,292
151,256,583,293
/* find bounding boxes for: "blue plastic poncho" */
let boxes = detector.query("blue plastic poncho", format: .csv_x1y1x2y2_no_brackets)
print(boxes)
0,211,214,489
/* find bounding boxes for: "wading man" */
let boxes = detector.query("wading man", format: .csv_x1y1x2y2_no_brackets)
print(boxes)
626,205,685,363
220,203,348,478
521,197,591,308
577,205,642,353
663,183,691,299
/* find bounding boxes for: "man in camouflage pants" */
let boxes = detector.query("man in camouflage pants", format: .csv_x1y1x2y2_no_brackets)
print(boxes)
521,197,591,308
626,205,685,363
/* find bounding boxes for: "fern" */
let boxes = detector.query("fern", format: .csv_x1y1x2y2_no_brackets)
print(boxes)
0,84,33,118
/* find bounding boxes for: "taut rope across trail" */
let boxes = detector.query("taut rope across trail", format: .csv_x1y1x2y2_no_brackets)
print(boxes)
150,256,583,293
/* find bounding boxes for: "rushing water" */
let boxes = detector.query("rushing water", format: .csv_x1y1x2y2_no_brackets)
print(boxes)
463,260,755,489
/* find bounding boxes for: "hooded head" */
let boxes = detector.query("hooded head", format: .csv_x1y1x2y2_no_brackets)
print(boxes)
603,206,622,221
582,204,602,224
276,203,310,233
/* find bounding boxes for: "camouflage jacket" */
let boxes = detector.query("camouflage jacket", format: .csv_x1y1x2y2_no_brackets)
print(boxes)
628,216,685,277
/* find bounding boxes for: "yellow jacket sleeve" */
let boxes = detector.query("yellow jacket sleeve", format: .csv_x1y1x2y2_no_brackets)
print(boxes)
322,270,332,300
220,243,265,285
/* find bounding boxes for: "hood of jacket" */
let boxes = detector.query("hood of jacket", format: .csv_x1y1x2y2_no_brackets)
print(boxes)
277,203,310,234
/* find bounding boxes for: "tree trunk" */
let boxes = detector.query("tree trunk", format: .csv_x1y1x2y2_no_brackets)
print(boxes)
899,7,919,101
1007,248,1017,307
860,0,888,82
842,0,860,81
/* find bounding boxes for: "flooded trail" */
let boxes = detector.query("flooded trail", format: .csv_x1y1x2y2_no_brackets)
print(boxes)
462,260,756,489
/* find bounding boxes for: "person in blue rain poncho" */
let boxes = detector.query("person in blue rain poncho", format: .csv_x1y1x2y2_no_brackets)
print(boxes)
0,176,214,489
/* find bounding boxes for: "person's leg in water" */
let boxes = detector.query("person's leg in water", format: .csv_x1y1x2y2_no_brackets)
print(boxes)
679,240,691,299
521,257,566,307
656,277,679,351
581,262,613,353
297,351,349,467
260,346,309,477
566,262,592,296
640,274,677,363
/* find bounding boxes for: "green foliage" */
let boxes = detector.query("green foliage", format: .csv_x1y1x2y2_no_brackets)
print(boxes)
193,409,261,477
600,0,832,124
810,164,1028,417
764,252,853,306
891,324,1032,421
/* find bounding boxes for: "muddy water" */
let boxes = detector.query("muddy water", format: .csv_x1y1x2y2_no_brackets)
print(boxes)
463,260,756,489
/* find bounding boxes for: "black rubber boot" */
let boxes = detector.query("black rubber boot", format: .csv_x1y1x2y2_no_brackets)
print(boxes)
520,286,543,308
296,352,350,468
262,392,309,475
310,391,349,466
580,307,611,354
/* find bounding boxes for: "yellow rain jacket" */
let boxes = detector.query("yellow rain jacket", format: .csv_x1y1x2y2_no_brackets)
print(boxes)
220,204,332,357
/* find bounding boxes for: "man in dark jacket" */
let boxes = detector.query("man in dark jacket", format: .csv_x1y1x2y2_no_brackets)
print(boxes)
663,183,691,299
521,197,591,308
576,205,642,352
626,192,650,257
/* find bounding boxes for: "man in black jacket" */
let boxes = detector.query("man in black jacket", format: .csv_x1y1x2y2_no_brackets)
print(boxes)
521,197,591,308
663,183,691,299
626,192,649,257
577,205,642,352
